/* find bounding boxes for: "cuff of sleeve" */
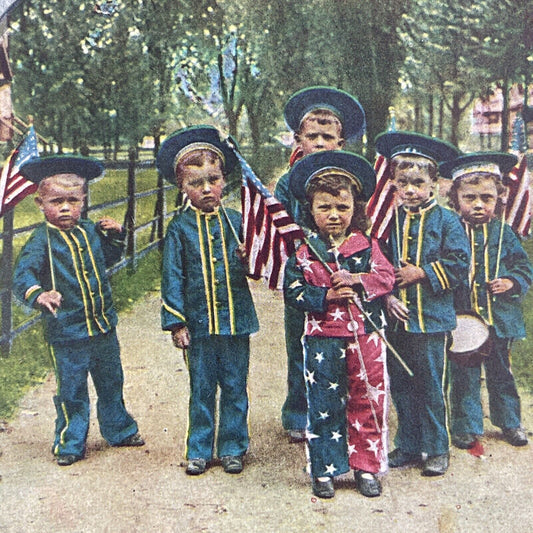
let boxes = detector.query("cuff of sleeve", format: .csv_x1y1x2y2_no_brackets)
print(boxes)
25,285,44,307
423,262,449,293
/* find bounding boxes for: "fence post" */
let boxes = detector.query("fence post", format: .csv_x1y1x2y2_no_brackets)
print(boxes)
125,147,137,272
0,210,15,357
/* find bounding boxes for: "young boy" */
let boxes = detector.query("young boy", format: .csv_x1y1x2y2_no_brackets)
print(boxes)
441,152,532,449
13,156,144,467
276,86,366,442
157,125,259,476
375,131,470,476
284,150,395,499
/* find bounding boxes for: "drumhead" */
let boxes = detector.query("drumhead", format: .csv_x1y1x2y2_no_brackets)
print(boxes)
449,314,490,354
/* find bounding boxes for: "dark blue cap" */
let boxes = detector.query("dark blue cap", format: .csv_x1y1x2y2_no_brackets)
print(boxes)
20,155,105,183
439,152,518,181
375,131,459,166
284,86,366,141
156,125,238,183
289,150,376,202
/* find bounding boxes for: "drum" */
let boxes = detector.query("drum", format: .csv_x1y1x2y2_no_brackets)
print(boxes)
448,312,492,367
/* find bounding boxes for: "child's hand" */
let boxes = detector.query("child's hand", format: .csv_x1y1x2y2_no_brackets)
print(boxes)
171,325,190,349
331,269,361,290
326,286,356,303
385,294,409,323
236,244,248,262
98,217,123,233
36,290,63,316
488,278,514,295
394,261,426,288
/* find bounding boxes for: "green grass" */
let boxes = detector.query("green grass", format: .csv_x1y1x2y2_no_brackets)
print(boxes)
0,250,163,421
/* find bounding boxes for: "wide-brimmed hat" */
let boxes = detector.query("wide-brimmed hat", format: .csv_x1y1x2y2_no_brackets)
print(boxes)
20,155,105,183
439,152,518,181
284,86,366,141
156,125,238,184
288,150,376,202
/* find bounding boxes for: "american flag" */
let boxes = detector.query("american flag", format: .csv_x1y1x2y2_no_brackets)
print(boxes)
505,152,531,238
0,126,39,217
234,149,306,290
366,153,397,241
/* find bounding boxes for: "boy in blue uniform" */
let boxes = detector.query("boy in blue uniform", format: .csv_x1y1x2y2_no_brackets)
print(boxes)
157,125,259,476
284,150,395,499
276,86,366,442
13,156,144,466
441,152,532,449
376,131,470,476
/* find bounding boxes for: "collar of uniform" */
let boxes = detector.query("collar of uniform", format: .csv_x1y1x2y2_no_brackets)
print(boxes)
46,221,80,232
403,197,437,215
190,203,220,217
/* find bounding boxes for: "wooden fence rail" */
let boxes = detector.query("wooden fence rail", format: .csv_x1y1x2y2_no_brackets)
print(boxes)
0,151,176,357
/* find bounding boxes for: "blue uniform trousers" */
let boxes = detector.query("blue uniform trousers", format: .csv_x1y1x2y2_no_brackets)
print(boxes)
449,335,521,435
50,330,138,457
388,331,449,456
281,303,307,432
185,335,250,460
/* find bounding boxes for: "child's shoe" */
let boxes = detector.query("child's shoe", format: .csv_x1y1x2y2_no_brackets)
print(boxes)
388,448,419,468
422,452,449,476
354,470,382,497
57,454,83,466
186,458,207,475
502,426,528,447
312,477,334,499
220,455,243,474
452,433,477,449
115,432,145,447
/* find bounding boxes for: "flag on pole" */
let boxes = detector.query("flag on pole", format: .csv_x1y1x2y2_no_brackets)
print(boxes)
0,126,39,217
366,153,397,240
505,152,531,237
234,149,306,290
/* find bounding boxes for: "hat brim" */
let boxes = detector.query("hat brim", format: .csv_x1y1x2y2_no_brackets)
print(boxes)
156,125,238,184
289,150,376,202
20,156,105,183
439,152,518,180
375,131,459,165
284,86,366,141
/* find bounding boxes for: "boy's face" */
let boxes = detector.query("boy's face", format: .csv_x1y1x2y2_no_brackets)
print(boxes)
35,174,85,230
179,152,225,212
392,157,435,208
297,120,344,156
311,188,354,241
456,177,499,225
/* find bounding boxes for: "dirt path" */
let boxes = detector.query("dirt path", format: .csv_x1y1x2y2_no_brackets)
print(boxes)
1,283,532,533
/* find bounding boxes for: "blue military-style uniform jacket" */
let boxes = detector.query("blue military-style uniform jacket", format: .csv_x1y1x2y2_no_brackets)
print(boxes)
454,219,533,340
389,198,470,333
161,202,259,339
13,220,124,344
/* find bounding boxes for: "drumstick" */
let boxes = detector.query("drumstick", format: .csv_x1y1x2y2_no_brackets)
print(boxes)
304,236,413,377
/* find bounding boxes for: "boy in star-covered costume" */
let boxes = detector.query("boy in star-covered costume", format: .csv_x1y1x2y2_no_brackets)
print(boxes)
284,150,395,499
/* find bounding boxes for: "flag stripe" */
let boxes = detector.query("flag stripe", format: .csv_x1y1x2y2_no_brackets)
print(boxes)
505,152,531,238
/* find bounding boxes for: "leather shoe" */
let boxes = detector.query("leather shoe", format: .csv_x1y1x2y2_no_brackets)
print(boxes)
312,477,335,499
502,427,528,447
220,455,243,474
452,433,477,449
422,453,449,476
185,458,207,475
287,429,306,443
115,432,145,447
388,448,419,468
57,454,82,466
354,470,382,497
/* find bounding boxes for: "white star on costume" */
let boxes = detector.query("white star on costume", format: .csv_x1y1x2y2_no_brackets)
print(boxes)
351,419,362,431
319,411,330,420
324,464,337,476
306,430,320,441
329,307,345,321
353,257,362,265
331,430,342,442
370,260,379,273
305,369,317,385
314,352,324,363
367,331,380,347
364,383,386,404
348,444,357,455
348,341,359,352
367,438,381,457
308,317,323,333
289,279,302,289
379,311,387,327
328,382,339,391
298,256,314,272
339,348,346,359
296,293,304,302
